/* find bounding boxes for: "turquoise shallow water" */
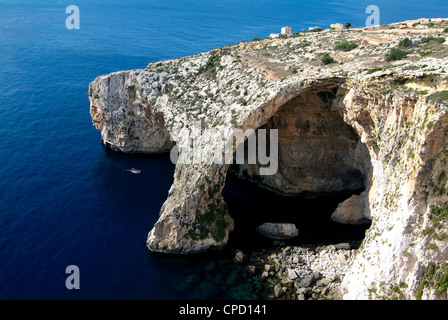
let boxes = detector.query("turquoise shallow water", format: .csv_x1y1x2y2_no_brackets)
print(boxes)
0,0,446,299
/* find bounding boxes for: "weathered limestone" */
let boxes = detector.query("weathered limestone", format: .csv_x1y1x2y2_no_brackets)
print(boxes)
339,77,448,300
89,70,174,153
146,163,235,253
331,192,370,224
89,19,448,299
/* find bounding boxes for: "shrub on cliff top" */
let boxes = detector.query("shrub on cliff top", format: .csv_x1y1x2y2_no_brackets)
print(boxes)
385,48,407,61
334,39,358,51
421,36,445,44
398,37,413,48
305,27,324,33
197,54,221,75
429,201,448,224
321,53,336,65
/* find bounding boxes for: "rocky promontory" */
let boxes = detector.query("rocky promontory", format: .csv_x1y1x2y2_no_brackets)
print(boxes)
89,18,448,299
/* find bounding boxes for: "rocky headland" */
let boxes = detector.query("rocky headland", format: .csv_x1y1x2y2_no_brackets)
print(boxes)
89,18,448,299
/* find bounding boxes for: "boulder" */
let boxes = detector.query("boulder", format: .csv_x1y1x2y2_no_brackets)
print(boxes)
330,192,370,225
274,284,286,298
300,274,315,288
287,269,299,280
256,223,299,240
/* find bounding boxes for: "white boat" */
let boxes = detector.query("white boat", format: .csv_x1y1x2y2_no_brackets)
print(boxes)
127,168,141,174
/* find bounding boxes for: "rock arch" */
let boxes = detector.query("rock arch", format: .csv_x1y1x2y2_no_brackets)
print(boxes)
146,78,373,253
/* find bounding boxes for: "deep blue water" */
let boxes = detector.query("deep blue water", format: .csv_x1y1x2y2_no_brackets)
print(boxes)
0,0,447,300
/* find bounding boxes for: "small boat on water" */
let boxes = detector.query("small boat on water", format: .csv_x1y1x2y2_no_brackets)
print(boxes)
127,168,141,174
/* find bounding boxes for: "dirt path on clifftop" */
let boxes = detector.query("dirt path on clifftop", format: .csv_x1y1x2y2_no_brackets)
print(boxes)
239,53,283,81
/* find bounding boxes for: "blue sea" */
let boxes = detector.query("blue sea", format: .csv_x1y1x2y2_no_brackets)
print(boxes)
0,0,446,300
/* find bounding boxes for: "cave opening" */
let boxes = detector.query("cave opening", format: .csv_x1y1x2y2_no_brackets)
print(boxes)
222,173,368,251
222,87,372,251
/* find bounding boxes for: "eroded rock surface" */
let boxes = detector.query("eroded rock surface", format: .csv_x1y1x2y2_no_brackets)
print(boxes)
89,70,174,153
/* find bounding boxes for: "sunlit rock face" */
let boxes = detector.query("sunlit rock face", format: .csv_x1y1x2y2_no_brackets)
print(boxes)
89,70,174,154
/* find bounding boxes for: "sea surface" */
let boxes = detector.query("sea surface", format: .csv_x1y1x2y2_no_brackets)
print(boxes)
0,0,446,300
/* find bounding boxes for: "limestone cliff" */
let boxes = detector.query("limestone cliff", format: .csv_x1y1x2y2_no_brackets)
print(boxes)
89,18,448,299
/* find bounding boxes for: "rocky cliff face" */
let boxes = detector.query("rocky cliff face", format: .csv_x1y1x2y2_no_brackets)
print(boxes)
89,70,174,153
89,18,448,299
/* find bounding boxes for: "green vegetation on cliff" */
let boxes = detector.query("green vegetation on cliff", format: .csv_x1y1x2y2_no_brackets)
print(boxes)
426,91,448,105
416,262,448,299
187,199,229,243
334,39,358,51
385,48,407,61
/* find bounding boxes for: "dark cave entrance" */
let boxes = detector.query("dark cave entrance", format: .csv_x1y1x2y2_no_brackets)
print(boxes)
222,88,372,250
223,171,368,251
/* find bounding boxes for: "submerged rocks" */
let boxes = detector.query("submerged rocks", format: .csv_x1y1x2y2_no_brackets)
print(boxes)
256,223,299,240
173,257,262,299
231,249,248,265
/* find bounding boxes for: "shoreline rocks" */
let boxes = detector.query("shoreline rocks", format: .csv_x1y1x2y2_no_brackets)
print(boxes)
244,243,356,300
